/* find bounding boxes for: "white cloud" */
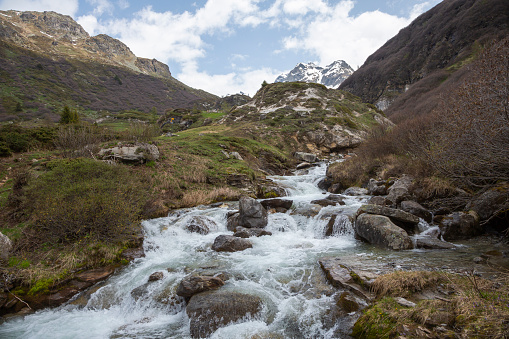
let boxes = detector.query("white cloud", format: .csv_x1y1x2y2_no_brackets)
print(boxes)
117,0,129,10
87,0,114,15
0,0,79,16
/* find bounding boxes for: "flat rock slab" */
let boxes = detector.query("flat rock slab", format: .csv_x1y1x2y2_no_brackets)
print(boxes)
186,290,262,338
212,235,253,252
415,237,456,250
176,275,224,298
260,198,293,210
319,257,374,301
233,227,272,238
357,204,420,225
75,266,115,284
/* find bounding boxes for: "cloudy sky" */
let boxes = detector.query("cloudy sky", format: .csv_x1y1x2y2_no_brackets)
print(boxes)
0,0,441,96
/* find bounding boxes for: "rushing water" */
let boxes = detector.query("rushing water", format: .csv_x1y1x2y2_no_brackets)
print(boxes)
0,163,505,338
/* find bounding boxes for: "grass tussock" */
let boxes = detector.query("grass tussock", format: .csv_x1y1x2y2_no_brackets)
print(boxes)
371,271,444,298
179,187,242,208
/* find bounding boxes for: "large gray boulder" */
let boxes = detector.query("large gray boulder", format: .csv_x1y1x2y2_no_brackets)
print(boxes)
0,232,12,263
355,214,413,250
367,178,387,196
176,275,224,298
386,175,413,205
98,142,159,164
400,200,432,223
437,211,482,241
185,216,217,235
356,204,420,226
212,235,252,252
343,187,368,196
233,227,272,238
186,290,262,338
239,196,268,228
294,152,317,163
466,184,508,228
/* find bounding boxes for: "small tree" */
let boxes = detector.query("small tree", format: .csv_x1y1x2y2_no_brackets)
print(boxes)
261,80,268,88
59,106,79,124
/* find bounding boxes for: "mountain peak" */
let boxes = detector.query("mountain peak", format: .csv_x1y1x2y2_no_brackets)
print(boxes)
275,60,353,88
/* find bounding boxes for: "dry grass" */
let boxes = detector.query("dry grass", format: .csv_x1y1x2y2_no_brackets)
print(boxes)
179,187,242,208
371,271,444,298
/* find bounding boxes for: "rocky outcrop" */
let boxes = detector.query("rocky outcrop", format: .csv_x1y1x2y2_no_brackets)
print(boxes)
400,200,432,223
367,179,388,196
98,142,159,164
176,275,225,298
135,58,172,78
355,214,413,250
185,216,217,235
186,290,262,338
466,184,508,230
0,232,12,263
386,175,413,205
437,211,481,241
343,187,368,196
239,196,268,228
233,227,272,238
212,235,252,252
294,152,317,163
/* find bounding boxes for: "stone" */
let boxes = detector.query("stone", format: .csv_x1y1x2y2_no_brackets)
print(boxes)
466,184,508,229
48,287,80,306
415,237,456,250
367,178,387,196
148,272,164,282
296,162,314,170
226,212,240,231
319,257,373,300
185,216,218,235
368,196,391,206
437,212,482,241
394,297,416,308
336,292,360,313
355,214,413,250
98,142,159,164
311,196,346,207
75,266,115,284
343,187,368,196
294,152,317,163
400,200,432,223
233,227,272,238
0,232,12,263
229,151,243,160
386,175,413,205
121,247,145,261
239,196,268,228
325,214,353,237
186,290,262,338
260,198,293,211
356,204,420,226
212,235,252,252
176,275,225,298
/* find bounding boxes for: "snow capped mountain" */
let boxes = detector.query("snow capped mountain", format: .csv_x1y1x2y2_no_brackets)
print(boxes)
275,60,354,88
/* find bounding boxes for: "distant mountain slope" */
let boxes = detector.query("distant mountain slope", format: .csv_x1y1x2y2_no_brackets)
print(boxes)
275,60,353,88
339,0,509,119
0,10,217,121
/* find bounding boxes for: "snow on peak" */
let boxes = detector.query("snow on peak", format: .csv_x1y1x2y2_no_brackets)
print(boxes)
275,60,354,88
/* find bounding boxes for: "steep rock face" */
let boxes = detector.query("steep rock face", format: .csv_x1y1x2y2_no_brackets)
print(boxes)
276,60,353,88
339,0,509,118
135,58,172,78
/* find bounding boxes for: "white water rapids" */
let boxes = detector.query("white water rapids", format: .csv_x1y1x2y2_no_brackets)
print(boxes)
0,163,494,338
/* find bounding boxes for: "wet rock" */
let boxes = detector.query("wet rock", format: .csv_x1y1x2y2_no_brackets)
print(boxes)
185,215,217,235
296,162,314,170
148,272,164,282
367,178,387,196
357,204,420,227
233,226,272,238
212,235,252,252
176,275,225,298
336,291,360,313
415,237,456,250
355,214,413,250
75,266,115,284
98,142,159,164
48,287,80,306
325,214,353,237
311,195,346,207
400,200,432,223
437,211,482,241
294,152,317,163
0,232,12,263
328,183,342,194
260,198,293,211
319,257,373,300
239,196,268,228
368,196,391,206
343,187,368,196
226,212,240,231
186,290,262,338
466,184,509,230
291,204,322,217
386,175,413,205
121,247,145,261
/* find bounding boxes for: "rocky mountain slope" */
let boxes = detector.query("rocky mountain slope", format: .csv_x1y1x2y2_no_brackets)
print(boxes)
0,10,217,121
219,82,391,154
275,60,353,88
339,0,509,120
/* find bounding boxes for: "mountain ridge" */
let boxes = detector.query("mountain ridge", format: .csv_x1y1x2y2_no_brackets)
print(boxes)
275,60,353,88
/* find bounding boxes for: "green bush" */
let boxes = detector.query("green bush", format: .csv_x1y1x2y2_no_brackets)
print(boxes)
20,158,150,247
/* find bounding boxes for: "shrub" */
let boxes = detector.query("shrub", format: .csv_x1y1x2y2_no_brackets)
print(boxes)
59,106,80,124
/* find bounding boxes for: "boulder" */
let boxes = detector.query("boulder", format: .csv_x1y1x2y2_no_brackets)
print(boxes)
226,212,240,231
336,292,360,313
368,196,391,206
212,235,252,252
75,266,115,284
98,142,159,164
121,247,145,261
466,184,508,230
386,175,413,205
185,216,217,235
233,227,272,238
356,204,420,226
296,162,314,170
367,178,387,196
239,196,268,228
260,198,293,211
437,211,482,241
176,275,225,298
0,232,12,263
186,290,262,338
294,152,317,163
415,237,456,250
355,214,413,250
343,187,368,196
324,214,353,237
148,272,164,282
400,200,432,223
229,152,243,160
318,257,373,300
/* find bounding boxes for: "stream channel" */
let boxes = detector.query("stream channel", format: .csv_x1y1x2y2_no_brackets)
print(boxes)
0,162,503,338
